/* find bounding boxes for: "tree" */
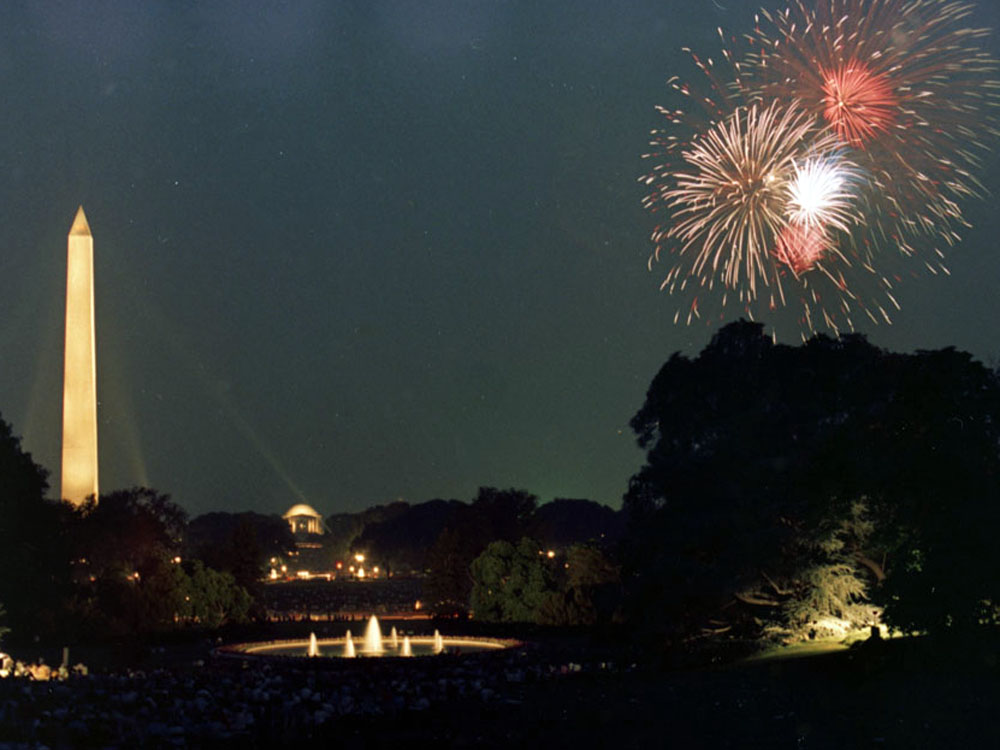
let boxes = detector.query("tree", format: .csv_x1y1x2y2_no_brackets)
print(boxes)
352,499,464,574
71,487,187,578
538,545,624,626
0,413,70,637
470,538,557,623
182,561,252,628
425,487,538,615
842,348,1000,635
67,487,190,634
185,511,295,578
525,499,624,549
324,502,411,563
623,321,1000,643
425,526,480,616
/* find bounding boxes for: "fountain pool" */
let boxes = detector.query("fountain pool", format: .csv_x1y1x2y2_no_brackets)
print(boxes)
219,615,518,660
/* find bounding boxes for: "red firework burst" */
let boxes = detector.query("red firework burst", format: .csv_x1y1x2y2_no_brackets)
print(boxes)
743,0,1000,265
774,223,829,275
821,62,898,146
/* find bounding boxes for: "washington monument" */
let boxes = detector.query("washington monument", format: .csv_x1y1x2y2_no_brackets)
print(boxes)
61,206,98,506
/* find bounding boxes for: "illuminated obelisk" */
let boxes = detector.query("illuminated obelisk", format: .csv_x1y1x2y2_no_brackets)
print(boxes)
61,206,99,506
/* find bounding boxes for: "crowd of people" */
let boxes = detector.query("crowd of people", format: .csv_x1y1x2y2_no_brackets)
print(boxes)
0,641,622,746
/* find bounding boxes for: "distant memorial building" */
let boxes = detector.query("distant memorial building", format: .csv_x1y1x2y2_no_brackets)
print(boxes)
283,503,328,573
283,503,326,536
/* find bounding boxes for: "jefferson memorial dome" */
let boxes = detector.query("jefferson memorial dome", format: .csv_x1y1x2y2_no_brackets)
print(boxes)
283,503,325,535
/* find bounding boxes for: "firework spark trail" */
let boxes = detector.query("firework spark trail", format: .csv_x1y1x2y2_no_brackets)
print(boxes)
743,0,1000,262
659,102,861,301
643,83,869,329
641,0,998,337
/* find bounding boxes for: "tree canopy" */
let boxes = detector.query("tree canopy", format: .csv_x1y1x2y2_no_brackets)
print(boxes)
624,320,1000,642
470,538,556,623
425,487,538,615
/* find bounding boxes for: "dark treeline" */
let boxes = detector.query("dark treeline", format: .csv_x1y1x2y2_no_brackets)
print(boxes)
0,410,622,643
328,493,623,577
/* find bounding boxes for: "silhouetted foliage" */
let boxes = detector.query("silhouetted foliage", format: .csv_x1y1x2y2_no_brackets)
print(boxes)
181,560,252,628
0,413,72,636
470,538,557,623
425,487,538,615
66,488,191,634
837,346,1000,635
538,545,624,626
71,488,186,576
624,320,1000,643
525,498,624,549
352,499,464,573
324,501,410,563
185,512,294,595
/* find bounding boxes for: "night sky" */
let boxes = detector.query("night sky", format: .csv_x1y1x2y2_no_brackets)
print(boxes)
2,0,999,517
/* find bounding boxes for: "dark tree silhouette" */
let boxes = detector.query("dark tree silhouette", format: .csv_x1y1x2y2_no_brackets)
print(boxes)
0,413,71,637
425,487,538,615
324,501,410,563
67,487,190,634
538,544,624,626
525,498,623,549
624,321,1000,643
352,499,464,574
185,511,295,590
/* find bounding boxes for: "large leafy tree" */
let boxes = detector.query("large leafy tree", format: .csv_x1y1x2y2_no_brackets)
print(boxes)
71,487,186,578
624,321,1000,642
67,487,190,634
831,347,1000,635
182,560,252,628
425,487,538,615
470,538,557,623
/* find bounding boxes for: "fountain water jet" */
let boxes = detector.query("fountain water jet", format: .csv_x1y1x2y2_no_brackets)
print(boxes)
363,614,384,654
220,614,516,660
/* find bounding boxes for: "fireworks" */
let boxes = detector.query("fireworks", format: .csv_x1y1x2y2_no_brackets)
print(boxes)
744,0,1000,256
774,223,829,276
819,63,897,147
641,0,999,336
649,101,861,299
784,154,861,234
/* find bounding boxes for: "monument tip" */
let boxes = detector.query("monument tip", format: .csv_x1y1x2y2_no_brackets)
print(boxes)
69,206,91,237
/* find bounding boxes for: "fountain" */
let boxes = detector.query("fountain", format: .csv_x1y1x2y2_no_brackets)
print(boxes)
221,615,517,661
363,614,384,654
